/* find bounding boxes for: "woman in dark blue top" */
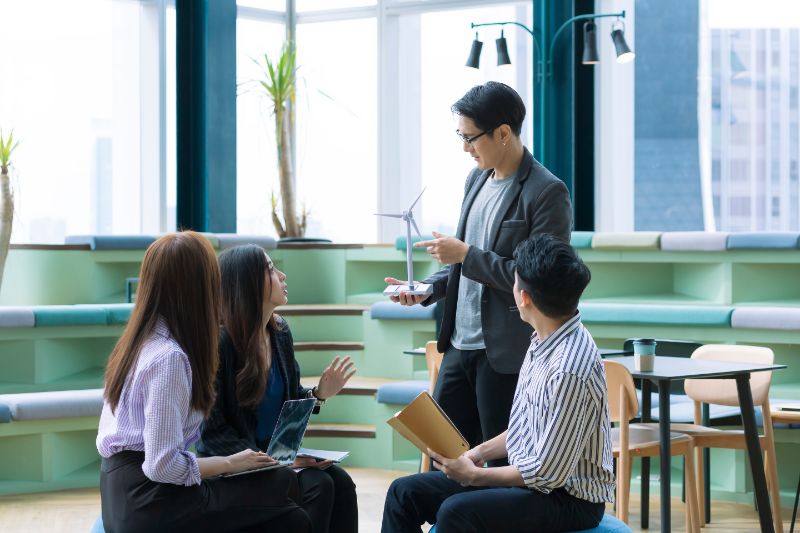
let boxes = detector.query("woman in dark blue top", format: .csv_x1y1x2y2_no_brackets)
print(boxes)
197,245,358,533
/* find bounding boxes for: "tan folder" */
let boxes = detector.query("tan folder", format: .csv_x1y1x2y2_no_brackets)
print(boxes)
387,391,470,459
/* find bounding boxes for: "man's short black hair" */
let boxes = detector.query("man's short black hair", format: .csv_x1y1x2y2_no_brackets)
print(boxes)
513,234,591,318
451,81,526,136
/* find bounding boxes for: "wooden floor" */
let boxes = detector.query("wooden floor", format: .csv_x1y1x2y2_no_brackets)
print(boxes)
0,468,793,532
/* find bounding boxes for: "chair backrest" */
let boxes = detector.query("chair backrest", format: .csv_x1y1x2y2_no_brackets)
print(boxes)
425,341,444,394
624,338,703,395
603,360,639,423
684,344,774,407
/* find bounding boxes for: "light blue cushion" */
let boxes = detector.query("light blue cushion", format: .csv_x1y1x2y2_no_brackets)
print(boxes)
579,303,733,327
395,234,434,251
731,306,800,330
0,389,104,421
660,231,729,251
216,234,277,250
65,235,157,250
376,381,429,405
574,514,633,532
90,515,105,533
370,301,436,320
0,307,35,328
726,232,800,250
0,403,10,423
571,231,594,249
105,303,134,325
33,305,109,327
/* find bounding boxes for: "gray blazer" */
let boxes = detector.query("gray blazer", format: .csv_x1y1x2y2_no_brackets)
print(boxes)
423,148,572,374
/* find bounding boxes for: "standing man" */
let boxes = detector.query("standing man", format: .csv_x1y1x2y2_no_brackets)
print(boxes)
385,82,572,464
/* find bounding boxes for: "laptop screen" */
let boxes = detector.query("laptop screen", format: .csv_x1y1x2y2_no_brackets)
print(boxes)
267,398,316,463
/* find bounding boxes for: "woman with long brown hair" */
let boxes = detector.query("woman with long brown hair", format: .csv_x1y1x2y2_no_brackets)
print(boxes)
96,231,310,533
197,244,358,533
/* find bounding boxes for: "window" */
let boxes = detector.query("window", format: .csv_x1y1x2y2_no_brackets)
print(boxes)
0,0,167,243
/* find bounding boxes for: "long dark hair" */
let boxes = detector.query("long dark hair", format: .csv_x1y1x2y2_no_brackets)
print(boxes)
104,231,221,416
219,244,281,407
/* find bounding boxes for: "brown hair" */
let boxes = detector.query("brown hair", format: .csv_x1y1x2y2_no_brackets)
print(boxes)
104,231,221,416
218,244,280,407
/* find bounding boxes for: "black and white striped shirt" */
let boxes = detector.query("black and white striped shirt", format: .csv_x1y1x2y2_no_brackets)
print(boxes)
506,312,615,503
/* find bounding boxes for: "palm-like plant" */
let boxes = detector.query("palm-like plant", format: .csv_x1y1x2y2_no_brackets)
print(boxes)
257,43,307,238
0,130,19,291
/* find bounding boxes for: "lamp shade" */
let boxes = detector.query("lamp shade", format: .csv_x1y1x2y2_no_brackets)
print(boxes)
611,28,635,64
466,33,483,69
582,21,599,65
496,29,511,66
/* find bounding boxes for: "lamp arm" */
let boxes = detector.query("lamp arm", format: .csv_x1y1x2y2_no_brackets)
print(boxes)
546,10,626,75
470,21,543,64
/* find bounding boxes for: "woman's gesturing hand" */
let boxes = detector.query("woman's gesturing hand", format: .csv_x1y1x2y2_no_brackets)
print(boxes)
316,356,357,400
226,449,277,474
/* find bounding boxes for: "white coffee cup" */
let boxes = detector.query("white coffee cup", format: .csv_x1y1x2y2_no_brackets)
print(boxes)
633,339,657,372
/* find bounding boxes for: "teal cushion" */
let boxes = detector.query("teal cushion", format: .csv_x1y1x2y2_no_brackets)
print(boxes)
571,231,594,249
105,303,134,325
377,381,429,405
33,305,109,327
0,403,10,423
395,234,434,251
580,303,733,326
370,301,436,320
65,235,156,250
726,232,800,249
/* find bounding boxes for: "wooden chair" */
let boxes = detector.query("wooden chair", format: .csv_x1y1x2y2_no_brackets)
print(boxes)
638,344,783,533
420,341,444,473
604,360,700,533
770,402,800,533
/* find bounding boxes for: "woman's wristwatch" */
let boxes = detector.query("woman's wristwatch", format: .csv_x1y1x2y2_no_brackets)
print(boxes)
308,386,326,406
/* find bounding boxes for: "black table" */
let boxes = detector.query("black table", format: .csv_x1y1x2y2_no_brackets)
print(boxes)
610,355,785,533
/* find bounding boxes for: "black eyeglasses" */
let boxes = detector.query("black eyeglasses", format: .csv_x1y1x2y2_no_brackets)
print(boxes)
456,128,493,145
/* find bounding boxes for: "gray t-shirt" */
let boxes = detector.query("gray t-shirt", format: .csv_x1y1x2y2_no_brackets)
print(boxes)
451,173,515,350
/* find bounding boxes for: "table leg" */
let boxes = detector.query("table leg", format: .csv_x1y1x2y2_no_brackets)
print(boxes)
702,402,711,524
641,379,652,529
736,374,774,533
658,380,671,533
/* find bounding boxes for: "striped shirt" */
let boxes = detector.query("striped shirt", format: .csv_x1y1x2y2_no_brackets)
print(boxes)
96,319,203,486
506,312,615,503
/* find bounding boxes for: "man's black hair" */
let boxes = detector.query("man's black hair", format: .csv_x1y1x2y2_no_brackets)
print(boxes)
451,81,526,136
513,234,591,318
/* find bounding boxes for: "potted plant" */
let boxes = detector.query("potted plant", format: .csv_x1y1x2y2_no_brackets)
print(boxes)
0,130,18,291
255,43,307,238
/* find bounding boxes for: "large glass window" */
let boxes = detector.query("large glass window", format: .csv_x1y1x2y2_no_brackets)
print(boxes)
0,0,165,243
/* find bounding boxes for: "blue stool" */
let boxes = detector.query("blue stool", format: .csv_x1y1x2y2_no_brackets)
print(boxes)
90,515,104,533
428,514,630,533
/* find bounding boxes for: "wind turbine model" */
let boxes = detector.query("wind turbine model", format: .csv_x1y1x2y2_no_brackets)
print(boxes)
375,187,433,297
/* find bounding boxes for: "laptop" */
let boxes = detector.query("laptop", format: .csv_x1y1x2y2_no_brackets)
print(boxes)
222,398,316,477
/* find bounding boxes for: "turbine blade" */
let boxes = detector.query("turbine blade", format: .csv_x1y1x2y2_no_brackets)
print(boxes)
374,213,403,218
407,186,427,212
410,217,423,240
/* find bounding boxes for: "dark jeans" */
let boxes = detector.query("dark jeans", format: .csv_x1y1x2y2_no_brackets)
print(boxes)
433,347,519,466
381,472,605,533
100,451,310,533
296,465,358,533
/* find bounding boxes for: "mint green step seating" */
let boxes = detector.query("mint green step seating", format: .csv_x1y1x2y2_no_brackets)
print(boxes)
731,306,800,330
726,232,800,249
0,389,103,421
33,305,110,327
660,231,729,251
579,303,733,326
591,232,661,250
376,381,429,405
571,231,594,249
65,235,157,250
0,307,35,327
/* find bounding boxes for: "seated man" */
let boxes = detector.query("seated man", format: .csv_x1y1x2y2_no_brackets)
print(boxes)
381,233,614,533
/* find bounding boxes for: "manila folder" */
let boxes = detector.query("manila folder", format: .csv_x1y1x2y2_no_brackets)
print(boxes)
387,391,469,459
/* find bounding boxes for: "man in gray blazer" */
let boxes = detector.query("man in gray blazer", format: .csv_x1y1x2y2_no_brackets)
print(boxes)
387,82,572,464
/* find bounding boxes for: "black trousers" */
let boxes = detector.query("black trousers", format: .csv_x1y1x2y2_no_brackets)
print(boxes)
381,472,605,533
296,465,358,533
100,451,311,533
433,347,519,466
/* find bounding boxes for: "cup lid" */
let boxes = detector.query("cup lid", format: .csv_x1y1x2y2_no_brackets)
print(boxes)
632,338,657,345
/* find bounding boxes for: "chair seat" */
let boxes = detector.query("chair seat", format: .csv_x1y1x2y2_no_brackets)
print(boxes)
612,424,693,452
